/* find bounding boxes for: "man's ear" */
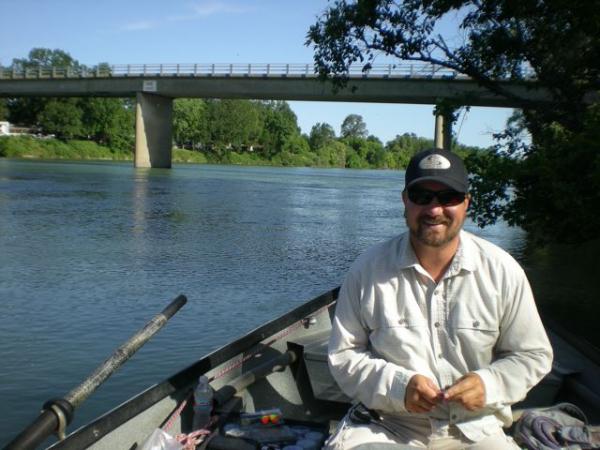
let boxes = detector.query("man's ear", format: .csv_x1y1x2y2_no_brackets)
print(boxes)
465,193,471,210
401,191,408,218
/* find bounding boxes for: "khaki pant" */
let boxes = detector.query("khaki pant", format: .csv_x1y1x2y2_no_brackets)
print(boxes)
325,414,520,450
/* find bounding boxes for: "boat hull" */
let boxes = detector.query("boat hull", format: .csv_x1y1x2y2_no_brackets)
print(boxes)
47,287,600,449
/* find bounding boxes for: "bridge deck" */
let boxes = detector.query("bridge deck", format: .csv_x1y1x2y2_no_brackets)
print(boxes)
0,63,545,108
0,62,482,80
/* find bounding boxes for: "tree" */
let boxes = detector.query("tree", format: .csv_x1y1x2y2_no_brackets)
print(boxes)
80,98,134,150
385,133,433,168
341,114,368,139
173,99,207,149
0,99,8,121
8,48,81,126
12,48,79,71
259,101,300,157
309,122,336,150
207,99,261,152
308,0,600,244
308,1,598,119
38,99,83,140
316,140,348,167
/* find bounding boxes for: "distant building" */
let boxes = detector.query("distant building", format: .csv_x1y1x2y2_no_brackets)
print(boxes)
0,121,9,135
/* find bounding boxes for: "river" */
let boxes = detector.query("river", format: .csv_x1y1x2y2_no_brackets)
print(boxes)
0,159,526,444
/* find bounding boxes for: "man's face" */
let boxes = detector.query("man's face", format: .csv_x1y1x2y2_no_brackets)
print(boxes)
402,181,469,248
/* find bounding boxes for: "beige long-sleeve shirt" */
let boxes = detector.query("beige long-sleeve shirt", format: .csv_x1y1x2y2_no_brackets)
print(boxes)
328,230,553,441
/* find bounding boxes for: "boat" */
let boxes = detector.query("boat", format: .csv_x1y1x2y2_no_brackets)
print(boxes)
6,288,600,449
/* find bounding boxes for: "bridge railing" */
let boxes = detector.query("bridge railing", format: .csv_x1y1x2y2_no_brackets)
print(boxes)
0,62,477,80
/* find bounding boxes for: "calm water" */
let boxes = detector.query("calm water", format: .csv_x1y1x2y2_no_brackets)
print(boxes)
0,159,525,444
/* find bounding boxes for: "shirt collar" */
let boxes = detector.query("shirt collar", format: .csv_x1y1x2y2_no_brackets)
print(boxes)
398,232,420,270
447,230,478,275
397,230,478,275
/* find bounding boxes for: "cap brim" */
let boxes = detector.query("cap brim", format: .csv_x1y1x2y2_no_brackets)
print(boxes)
405,176,467,193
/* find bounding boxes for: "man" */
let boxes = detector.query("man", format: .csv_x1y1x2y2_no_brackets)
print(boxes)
327,148,553,449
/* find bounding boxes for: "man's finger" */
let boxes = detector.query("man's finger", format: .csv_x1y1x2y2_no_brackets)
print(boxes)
444,373,485,410
444,382,469,399
418,380,442,402
407,388,437,407
444,374,478,399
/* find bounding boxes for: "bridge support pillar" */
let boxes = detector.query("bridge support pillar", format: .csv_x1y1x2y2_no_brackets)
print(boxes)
135,92,173,168
433,108,454,151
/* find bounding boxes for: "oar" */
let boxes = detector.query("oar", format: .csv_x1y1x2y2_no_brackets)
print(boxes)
4,294,187,450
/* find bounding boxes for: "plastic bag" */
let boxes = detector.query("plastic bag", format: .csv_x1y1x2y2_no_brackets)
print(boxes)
140,428,184,450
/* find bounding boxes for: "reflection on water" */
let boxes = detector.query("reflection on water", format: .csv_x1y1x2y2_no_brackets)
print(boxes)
0,160,528,443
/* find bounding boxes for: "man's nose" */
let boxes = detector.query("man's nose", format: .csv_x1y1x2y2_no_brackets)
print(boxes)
423,198,444,212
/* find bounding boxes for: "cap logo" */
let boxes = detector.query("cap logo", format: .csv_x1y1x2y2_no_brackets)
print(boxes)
419,154,451,170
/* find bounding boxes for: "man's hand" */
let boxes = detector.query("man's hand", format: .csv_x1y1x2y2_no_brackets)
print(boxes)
405,374,442,413
444,372,486,411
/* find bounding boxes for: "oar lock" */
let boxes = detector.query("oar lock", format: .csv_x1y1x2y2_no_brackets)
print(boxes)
302,316,318,328
43,398,74,440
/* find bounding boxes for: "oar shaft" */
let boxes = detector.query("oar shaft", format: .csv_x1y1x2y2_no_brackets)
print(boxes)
66,294,187,407
4,295,187,450
3,410,58,450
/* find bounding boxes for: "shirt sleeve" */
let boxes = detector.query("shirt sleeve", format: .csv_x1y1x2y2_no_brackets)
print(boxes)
474,268,553,408
328,271,418,413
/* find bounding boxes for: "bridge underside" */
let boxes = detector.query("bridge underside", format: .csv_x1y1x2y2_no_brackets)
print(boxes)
0,76,544,107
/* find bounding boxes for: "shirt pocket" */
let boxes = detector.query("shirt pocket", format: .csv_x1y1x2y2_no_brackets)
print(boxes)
369,314,428,363
372,312,428,332
448,315,499,359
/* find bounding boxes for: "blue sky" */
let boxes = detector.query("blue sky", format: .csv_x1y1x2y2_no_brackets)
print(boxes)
0,0,513,147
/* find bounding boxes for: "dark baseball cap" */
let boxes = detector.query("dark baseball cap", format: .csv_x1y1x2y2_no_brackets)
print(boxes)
404,148,469,193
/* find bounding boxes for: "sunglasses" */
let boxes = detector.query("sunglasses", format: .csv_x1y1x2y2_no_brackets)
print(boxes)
406,188,466,206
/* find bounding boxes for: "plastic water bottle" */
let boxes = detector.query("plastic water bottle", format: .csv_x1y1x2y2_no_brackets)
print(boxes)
193,375,213,430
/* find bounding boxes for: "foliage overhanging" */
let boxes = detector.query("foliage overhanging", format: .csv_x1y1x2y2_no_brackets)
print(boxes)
307,0,600,244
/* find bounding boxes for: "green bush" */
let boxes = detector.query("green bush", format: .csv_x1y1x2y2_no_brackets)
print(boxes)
0,135,132,160
227,151,271,166
173,148,208,164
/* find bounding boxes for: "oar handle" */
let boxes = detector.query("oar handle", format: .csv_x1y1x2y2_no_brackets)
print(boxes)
3,295,187,450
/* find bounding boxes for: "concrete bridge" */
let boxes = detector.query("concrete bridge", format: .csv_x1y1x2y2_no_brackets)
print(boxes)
0,63,547,168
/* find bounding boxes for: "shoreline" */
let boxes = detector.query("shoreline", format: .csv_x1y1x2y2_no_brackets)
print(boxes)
0,135,391,169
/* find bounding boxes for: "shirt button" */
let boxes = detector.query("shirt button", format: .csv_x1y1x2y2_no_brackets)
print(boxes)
473,321,480,328
451,414,458,420
434,322,441,328
438,353,443,359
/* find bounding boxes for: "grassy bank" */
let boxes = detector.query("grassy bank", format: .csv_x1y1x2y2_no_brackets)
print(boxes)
0,135,214,164
0,136,132,161
0,136,285,166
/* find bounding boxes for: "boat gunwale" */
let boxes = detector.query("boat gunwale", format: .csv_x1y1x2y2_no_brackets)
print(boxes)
43,287,600,449
48,287,340,449
541,314,600,366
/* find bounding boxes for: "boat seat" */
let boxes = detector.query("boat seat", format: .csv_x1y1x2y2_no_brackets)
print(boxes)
289,330,351,403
